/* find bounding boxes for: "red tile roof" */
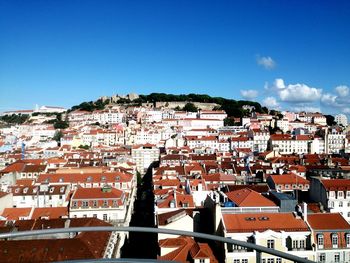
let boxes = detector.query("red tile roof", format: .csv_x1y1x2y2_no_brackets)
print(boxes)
226,188,276,207
321,179,350,191
223,213,309,233
307,213,350,230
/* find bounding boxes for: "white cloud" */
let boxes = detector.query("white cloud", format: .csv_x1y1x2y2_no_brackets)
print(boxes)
279,83,322,102
256,55,276,70
321,93,338,107
273,78,285,89
335,85,349,97
262,96,279,109
343,108,350,114
240,89,258,100
292,106,321,113
266,78,322,103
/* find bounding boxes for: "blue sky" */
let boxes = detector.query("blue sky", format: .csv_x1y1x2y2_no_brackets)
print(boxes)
0,0,350,116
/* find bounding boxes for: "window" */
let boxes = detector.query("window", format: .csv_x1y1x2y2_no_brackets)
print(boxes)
334,253,340,262
112,200,118,207
338,191,344,198
103,214,108,221
72,201,77,208
241,260,248,263
318,234,324,248
332,234,338,248
93,200,98,207
233,260,240,263
346,234,350,248
103,200,108,207
199,260,205,263
267,259,274,263
292,240,298,249
93,214,97,218
339,201,343,207
319,253,326,263
82,201,89,208
299,239,305,249
276,259,281,263
267,239,274,249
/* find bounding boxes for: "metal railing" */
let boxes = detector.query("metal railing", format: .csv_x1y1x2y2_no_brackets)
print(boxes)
0,226,316,263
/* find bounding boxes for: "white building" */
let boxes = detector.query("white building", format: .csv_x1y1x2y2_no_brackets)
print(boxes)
199,110,227,121
335,114,348,127
310,178,350,222
10,184,70,208
221,212,314,263
131,144,160,174
69,186,128,222
308,213,350,263
326,132,346,154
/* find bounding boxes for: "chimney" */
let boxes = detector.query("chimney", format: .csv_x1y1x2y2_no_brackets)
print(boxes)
302,202,308,222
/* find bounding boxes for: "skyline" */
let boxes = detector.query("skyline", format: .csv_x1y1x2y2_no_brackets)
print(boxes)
1,0,350,116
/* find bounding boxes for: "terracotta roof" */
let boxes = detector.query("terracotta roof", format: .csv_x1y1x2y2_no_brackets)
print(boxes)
31,207,69,220
321,179,350,191
269,173,309,185
223,212,309,233
158,236,218,263
226,188,276,207
157,209,193,226
37,171,133,184
72,187,124,199
0,218,111,262
1,208,32,220
307,213,350,230
0,191,9,198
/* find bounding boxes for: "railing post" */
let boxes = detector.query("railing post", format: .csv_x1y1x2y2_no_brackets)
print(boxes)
256,250,261,263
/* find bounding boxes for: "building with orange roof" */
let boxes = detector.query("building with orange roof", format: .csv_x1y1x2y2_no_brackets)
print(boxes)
307,213,350,263
158,236,218,263
0,217,114,262
225,188,277,208
221,212,314,262
310,177,350,223
69,185,133,225
157,209,195,241
267,173,310,193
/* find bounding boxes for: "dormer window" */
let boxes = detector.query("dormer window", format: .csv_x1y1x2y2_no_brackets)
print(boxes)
49,187,55,193
59,178,64,183
23,187,28,194
115,176,120,181
338,191,344,198
101,176,106,182
87,176,92,182
332,234,338,248
60,187,65,193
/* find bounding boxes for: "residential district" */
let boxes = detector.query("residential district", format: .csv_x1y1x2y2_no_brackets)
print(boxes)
0,94,350,263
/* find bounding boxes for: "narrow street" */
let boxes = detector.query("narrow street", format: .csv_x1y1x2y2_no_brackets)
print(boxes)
120,163,158,259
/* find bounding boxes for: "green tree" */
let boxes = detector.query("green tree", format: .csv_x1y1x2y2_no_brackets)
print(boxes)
53,130,64,142
183,102,198,112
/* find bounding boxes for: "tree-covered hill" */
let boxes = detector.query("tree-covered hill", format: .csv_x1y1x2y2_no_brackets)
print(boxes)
70,93,267,118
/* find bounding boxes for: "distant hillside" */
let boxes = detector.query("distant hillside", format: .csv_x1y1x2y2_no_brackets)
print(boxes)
70,93,267,118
